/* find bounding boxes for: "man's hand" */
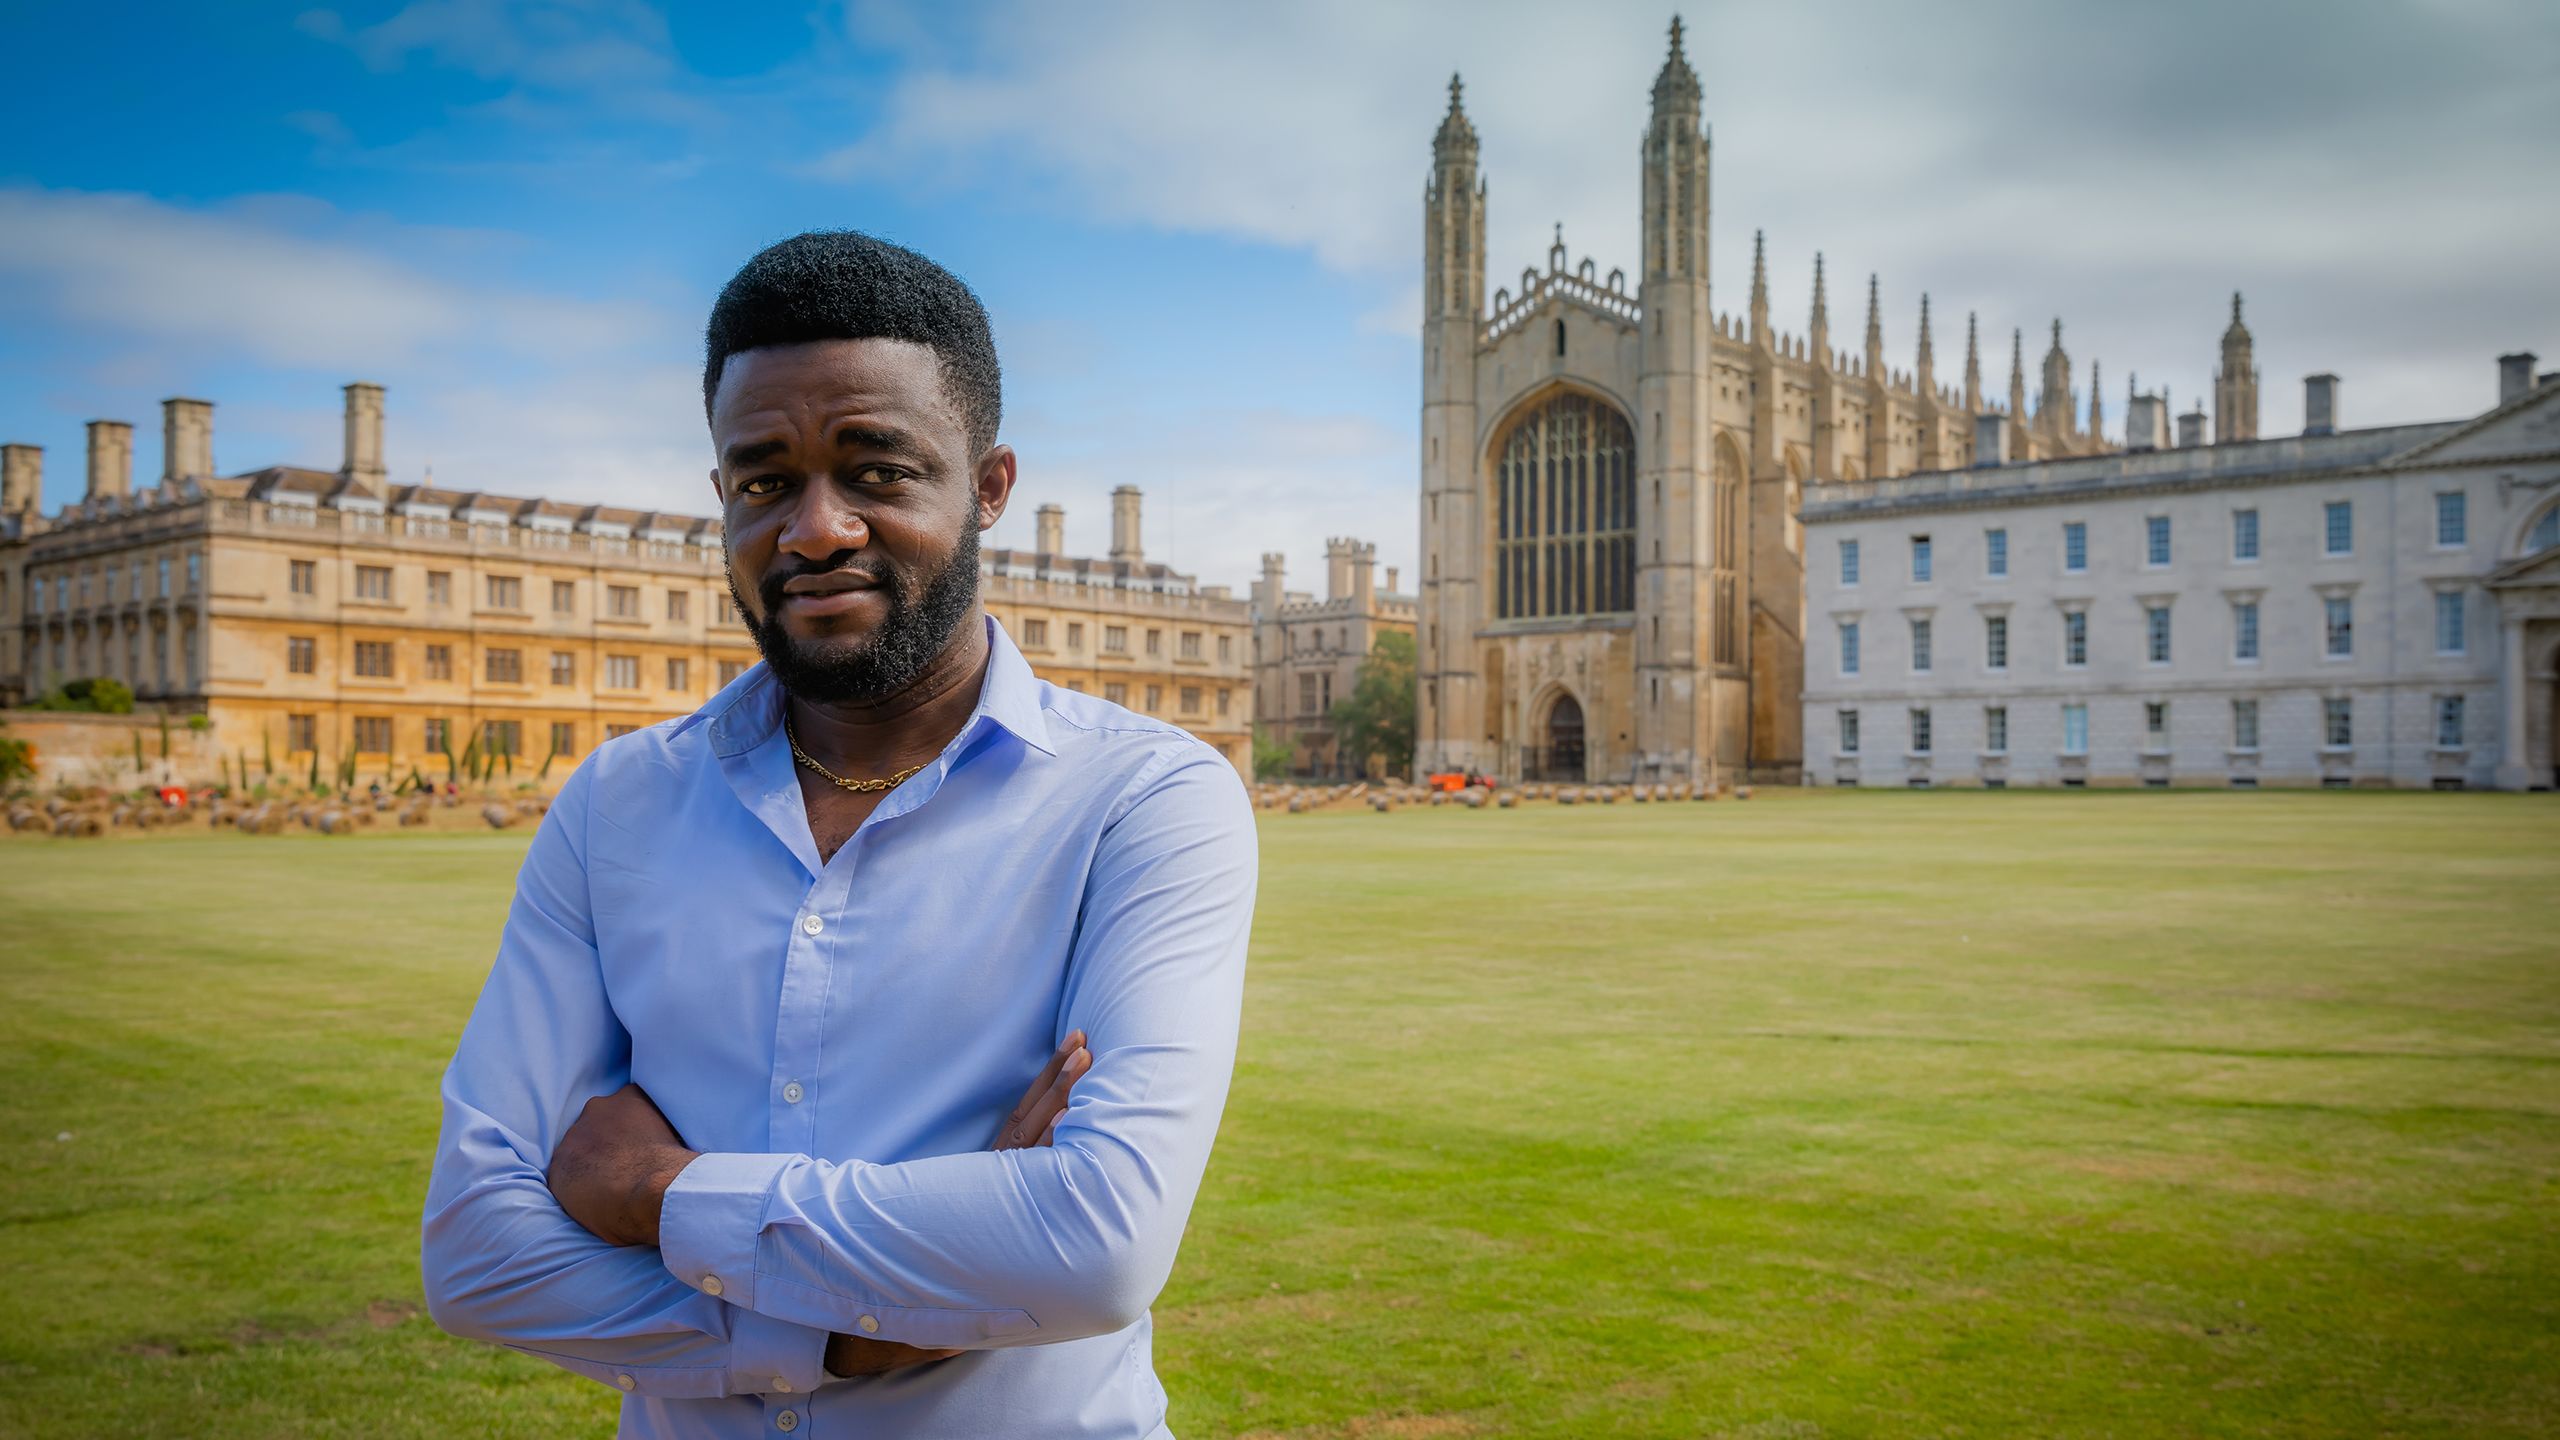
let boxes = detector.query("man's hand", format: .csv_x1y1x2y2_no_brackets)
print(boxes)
547,1083,698,1250
823,1030,1092,1379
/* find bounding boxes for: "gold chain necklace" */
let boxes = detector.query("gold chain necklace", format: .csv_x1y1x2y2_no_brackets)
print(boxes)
784,713,927,794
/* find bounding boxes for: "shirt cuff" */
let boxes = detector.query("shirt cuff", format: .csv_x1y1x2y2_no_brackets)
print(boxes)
660,1150,796,1313
726,1306,832,1397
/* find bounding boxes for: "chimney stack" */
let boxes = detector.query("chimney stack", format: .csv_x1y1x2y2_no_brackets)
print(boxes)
2124,388,2169,451
342,381,387,494
2499,352,2539,407
162,397,214,485
1034,502,1064,556
1108,485,1143,564
1971,412,2009,468
2177,407,2208,449
2303,374,2339,436
85,419,134,501
1,444,40,518
1385,565,1400,594
1352,540,1377,609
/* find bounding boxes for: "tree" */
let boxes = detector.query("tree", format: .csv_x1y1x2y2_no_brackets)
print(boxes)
1250,727,1294,782
24,676,135,714
1328,630,1417,780
0,718,33,787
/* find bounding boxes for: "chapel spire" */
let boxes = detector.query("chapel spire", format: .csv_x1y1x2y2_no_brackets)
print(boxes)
2008,327,2027,417
1863,274,1884,378
2215,289,2260,443
1640,14,1708,282
1650,15,1702,116
2037,317,2072,435
1809,253,1829,365
1963,311,1982,412
2087,358,2105,443
1748,229,1769,347
1916,293,1935,395
1423,72,1485,323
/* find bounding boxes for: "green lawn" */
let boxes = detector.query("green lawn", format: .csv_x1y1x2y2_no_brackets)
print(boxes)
2,791,2555,1437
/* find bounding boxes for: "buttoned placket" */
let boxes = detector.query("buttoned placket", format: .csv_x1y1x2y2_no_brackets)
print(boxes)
750,716,998,1437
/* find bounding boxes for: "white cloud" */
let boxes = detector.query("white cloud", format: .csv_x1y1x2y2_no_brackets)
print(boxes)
0,185,703,514
0,186,657,372
825,0,2560,429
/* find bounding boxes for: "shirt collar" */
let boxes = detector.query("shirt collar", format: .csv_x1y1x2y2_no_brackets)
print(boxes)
708,614,1054,760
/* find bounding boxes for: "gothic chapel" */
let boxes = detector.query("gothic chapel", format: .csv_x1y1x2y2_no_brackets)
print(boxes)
1415,19,2116,784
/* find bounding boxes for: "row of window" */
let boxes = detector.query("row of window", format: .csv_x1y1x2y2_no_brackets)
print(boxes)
1059,679,1229,718
1838,694,2468,757
37,627,200,694
22,552,204,615
1837,589,2471,675
1840,494,2473,591
279,714,649,759
1015,618,1224,662
282,635,747,693
277,560,737,625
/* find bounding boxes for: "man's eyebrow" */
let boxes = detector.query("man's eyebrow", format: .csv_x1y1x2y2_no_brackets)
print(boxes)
834,423,935,465
721,438,788,470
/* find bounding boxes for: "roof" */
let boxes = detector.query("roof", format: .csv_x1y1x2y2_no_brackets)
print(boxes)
1799,420,2465,523
979,546,1196,589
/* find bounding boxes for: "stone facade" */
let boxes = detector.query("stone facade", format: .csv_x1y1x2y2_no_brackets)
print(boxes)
3,392,1256,783
1416,21,2113,788
1801,353,2560,791
1249,538,1418,778
977,489,1254,778
2,385,757,777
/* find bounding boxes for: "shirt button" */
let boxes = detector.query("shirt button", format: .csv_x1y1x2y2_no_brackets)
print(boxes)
615,1373,637,1392
700,1274,725,1297
801,915,823,936
776,1409,799,1432
782,1081,804,1104
857,1315,880,1334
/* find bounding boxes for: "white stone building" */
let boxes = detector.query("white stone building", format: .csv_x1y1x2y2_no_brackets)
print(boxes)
1801,354,2560,791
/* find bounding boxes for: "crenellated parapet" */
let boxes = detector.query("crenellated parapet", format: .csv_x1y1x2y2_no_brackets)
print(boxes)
1482,228,1638,342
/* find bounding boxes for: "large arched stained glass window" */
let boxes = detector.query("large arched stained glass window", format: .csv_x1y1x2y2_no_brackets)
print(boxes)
1494,392,1637,619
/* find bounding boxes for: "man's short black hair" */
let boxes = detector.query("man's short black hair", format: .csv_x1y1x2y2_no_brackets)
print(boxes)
702,230,1002,454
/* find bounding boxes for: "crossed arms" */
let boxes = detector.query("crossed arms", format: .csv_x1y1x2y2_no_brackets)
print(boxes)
419,754,1256,1399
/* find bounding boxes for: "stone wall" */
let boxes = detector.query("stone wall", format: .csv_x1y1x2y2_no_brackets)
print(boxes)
4,709,228,789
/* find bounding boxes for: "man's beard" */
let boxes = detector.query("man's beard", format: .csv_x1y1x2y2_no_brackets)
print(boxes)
731,521,981,706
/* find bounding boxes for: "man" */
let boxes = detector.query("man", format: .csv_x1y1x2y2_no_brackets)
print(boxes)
423,231,1258,1438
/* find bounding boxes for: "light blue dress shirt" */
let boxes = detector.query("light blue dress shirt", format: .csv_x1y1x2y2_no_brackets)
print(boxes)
423,618,1257,1438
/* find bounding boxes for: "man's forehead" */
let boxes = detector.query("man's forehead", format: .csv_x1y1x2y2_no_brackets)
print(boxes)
711,337,956,433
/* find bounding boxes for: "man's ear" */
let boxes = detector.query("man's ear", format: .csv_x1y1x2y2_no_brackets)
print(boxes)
706,466,723,507
974,445,1019,533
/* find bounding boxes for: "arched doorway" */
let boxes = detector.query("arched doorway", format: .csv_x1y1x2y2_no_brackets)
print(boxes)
1543,691,1586,781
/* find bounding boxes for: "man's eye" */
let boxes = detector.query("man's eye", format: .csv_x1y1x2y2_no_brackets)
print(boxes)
737,475,787,497
854,466,909,486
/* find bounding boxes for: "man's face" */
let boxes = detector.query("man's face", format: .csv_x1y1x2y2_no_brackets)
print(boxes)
709,338,1012,704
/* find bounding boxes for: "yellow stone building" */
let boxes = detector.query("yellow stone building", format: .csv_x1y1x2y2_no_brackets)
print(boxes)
978,487,1254,776
0,387,1253,782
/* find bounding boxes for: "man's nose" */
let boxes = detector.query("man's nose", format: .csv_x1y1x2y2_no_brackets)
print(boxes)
775,478,869,562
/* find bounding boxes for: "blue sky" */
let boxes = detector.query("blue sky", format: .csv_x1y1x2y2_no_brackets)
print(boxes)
4,1,2554,591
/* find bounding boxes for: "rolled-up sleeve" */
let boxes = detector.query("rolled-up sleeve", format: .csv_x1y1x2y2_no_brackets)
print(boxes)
420,762,834,1398
656,746,1256,1351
